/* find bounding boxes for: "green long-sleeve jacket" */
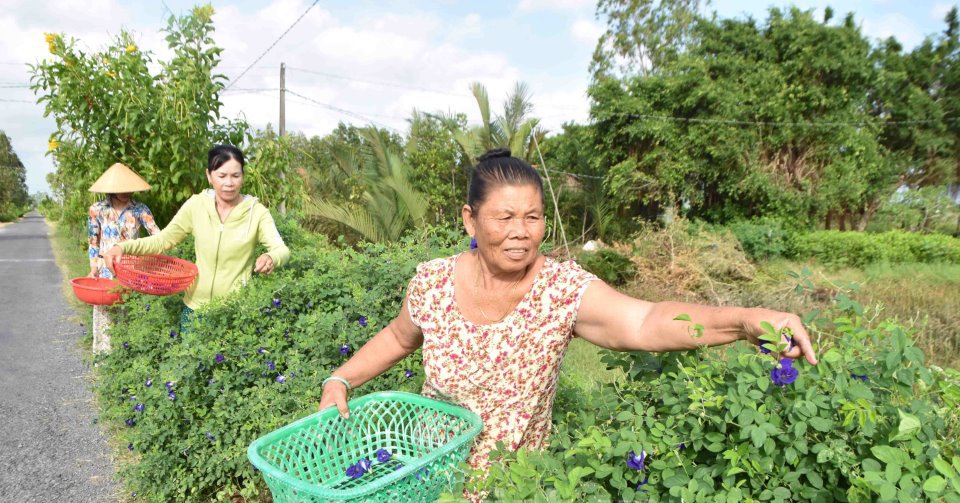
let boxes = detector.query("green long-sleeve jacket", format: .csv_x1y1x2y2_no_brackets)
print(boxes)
119,189,290,309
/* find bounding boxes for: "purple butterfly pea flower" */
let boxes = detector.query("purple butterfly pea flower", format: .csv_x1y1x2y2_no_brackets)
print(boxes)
144,304,150,312
125,418,136,427
851,373,868,382
215,353,225,364
771,358,799,386
129,394,137,401
205,432,215,441
627,450,646,471
165,381,174,390
358,316,367,327
276,374,286,384
207,379,215,385
257,346,267,354
404,369,414,379
169,330,177,338
273,297,282,307
127,443,134,451
123,342,129,350
168,391,176,400
134,403,144,412
144,379,152,387
358,458,372,472
266,361,276,371
345,464,364,480
340,344,350,356
375,448,392,463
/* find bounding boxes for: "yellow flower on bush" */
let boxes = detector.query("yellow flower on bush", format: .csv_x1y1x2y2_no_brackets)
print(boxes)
44,32,58,54
48,138,59,151
102,58,110,65
126,43,137,54
106,70,117,78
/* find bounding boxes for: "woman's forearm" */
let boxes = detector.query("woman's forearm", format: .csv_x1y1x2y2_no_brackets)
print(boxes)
635,301,756,352
331,320,422,389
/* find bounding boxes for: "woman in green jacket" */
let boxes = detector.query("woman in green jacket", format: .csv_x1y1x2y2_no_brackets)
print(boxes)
103,145,290,327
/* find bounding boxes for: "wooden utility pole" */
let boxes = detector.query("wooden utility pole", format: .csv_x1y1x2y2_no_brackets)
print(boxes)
278,62,286,215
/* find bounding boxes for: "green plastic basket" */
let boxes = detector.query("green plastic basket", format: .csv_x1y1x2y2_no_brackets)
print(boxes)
247,391,483,502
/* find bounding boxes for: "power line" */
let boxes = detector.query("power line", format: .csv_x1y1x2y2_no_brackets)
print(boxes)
591,111,958,128
285,89,400,131
0,84,30,88
0,98,34,103
225,0,320,91
221,87,279,94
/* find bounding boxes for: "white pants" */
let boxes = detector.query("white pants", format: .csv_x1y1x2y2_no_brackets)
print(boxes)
92,305,113,354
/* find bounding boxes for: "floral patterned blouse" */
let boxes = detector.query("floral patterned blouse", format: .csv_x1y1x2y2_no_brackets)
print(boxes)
406,253,597,470
87,198,160,279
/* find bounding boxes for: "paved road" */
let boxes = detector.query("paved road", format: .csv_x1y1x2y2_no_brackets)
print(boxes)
0,212,118,502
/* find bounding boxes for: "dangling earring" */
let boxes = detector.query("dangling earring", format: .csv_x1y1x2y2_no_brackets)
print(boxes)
470,237,477,250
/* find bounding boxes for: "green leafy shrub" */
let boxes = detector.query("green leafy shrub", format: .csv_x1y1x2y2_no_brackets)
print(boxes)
793,230,960,267
578,248,637,286
727,218,796,261
96,223,466,502
461,302,960,502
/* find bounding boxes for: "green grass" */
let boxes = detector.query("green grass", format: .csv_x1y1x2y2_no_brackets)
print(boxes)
749,260,960,370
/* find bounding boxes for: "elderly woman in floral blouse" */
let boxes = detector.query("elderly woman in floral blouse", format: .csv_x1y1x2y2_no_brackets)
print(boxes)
87,163,160,353
318,149,819,480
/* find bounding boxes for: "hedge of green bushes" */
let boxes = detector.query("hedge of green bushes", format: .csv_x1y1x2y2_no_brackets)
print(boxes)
725,220,960,266
456,301,960,502
96,220,464,501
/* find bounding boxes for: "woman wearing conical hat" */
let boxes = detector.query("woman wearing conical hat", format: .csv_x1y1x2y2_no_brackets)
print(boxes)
87,162,160,354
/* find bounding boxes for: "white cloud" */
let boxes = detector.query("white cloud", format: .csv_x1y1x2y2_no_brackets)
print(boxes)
517,0,594,12
861,13,924,48
570,19,604,45
930,3,954,22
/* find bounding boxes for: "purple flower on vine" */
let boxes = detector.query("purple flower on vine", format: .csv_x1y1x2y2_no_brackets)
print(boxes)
404,369,414,379
340,344,350,356
205,432,215,441
375,448,392,463
627,450,646,471
170,330,177,338
851,373,868,382
144,379,152,387
771,358,799,386
265,361,276,371
272,297,281,307
215,353,225,364
257,346,267,354
276,374,286,384
134,403,144,412
168,391,176,400
358,316,367,327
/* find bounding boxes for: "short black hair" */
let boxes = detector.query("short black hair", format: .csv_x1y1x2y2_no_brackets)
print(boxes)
467,148,543,211
207,144,245,172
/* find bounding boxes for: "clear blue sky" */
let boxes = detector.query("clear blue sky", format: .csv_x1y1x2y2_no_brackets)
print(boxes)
0,0,955,194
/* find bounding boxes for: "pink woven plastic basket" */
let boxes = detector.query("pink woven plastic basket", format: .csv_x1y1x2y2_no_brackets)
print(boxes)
115,254,198,296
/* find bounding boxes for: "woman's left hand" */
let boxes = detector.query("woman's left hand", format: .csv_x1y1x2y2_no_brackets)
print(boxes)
254,253,274,274
743,309,818,365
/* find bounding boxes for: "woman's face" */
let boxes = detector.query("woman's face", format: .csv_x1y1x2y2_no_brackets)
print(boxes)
463,183,546,274
206,159,244,204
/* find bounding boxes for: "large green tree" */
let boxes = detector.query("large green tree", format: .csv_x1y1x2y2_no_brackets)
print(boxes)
31,5,301,225
0,131,30,216
589,7,904,230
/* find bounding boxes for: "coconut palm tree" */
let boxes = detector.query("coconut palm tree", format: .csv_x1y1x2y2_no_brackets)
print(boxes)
307,127,429,243
435,81,547,163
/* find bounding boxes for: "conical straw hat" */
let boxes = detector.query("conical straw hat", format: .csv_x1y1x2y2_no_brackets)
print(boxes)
88,163,152,193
